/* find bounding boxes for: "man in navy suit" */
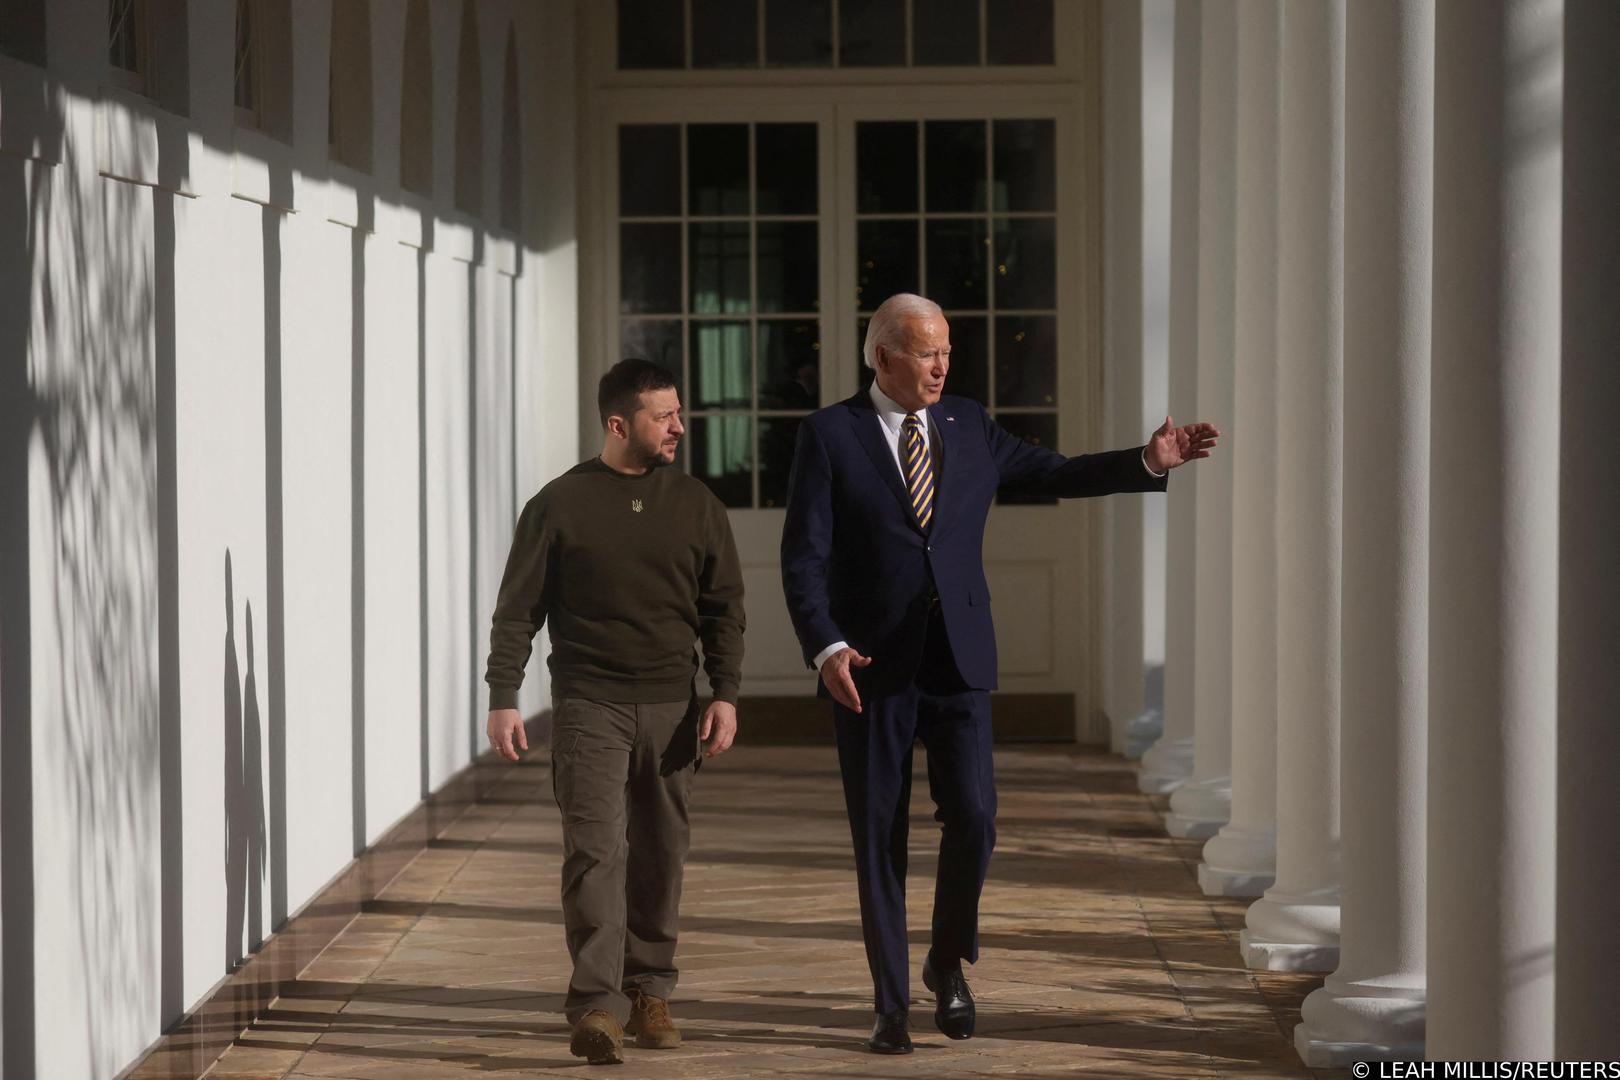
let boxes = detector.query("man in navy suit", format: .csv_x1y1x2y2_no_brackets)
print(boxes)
780,293,1219,1053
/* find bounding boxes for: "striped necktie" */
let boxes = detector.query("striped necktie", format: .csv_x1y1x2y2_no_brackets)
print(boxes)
902,413,934,531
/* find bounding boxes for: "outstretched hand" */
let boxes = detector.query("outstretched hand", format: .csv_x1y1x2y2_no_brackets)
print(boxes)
1145,416,1220,473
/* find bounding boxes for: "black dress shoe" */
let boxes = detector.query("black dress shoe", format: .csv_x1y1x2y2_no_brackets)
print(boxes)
868,1009,913,1054
922,955,975,1040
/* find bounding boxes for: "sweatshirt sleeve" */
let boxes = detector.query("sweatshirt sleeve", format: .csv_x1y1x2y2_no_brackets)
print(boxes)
485,493,552,711
696,493,746,705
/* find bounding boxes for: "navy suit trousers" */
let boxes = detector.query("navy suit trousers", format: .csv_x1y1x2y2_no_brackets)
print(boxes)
831,607,997,1015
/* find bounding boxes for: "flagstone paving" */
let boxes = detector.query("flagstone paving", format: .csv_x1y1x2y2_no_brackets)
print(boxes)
204,744,1349,1079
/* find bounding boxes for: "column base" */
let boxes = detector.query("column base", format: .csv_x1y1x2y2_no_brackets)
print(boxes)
1242,892,1341,971
1294,976,1426,1065
1164,774,1229,838
1124,709,1163,759
1198,824,1275,897
1138,734,1195,794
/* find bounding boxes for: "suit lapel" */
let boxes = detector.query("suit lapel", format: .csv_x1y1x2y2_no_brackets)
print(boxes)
845,393,923,533
927,401,963,533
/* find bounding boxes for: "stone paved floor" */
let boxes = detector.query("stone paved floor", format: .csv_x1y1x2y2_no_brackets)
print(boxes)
205,745,1348,1079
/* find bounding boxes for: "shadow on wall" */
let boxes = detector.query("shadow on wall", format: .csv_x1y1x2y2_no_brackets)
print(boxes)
224,552,267,969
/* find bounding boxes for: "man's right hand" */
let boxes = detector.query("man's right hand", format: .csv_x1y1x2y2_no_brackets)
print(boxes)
487,708,528,762
820,647,873,713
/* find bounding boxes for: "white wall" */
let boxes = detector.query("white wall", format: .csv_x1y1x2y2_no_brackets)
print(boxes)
0,1,578,1076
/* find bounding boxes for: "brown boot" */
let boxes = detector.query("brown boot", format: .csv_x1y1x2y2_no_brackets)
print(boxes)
625,989,682,1049
569,1010,625,1065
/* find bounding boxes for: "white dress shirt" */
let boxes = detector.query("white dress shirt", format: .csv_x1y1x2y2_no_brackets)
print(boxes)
810,380,1165,671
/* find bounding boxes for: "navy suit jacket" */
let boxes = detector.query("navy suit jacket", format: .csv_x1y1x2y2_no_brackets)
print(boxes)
780,391,1168,698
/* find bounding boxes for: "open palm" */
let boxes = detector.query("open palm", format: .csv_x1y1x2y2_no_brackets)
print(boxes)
1145,415,1221,473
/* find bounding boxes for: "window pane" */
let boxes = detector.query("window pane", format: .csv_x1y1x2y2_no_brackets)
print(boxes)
925,120,987,213
692,0,757,68
690,321,753,409
756,124,817,215
688,124,749,215
857,121,917,214
690,415,754,507
995,314,1057,406
765,0,832,67
757,221,819,314
995,412,1059,505
620,124,681,217
759,417,804,508
926,219,988,310
618,0,684,69
620,319,687,402
986,0,1055,65
857,219,919,312
689,222,751,314
839,0,904,66
621,223,683,314
758,320,821,410
993,119,1056,212
913,0,979,65
857,318,876,392
942,314,988,404
994,218,1056,309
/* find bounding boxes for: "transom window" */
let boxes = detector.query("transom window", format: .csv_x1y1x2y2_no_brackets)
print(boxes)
617,122,821,508
854,117,1059,503
617,0,1054,71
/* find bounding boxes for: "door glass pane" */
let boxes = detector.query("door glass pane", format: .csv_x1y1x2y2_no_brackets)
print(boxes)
994,218,1056,309
857,122,917,214
617,0,684,69
620,124,681,217
758,417,803,507
691,321,753,409
994,413,1059,504
913,0,980,65
757,221,819,314
765,0,832,67
857,318,877,392
620,319,687,401
690,222,751,314
942,314,988,404
688,124,749,215
621,223,682,314
993,119,1056,212
925,120,987,213
839,0,905,66
691,415,754,507
926,219,988,310
756,124,818,214
995,315,1057,406
692,0,757,68
857,219,919,312
758,320,821,410
986,0,1055,65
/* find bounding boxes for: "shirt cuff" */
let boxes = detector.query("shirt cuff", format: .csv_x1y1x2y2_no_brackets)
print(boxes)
1141,448,1166,479
813,640,849,671
489,686,519,712
709,681,740,706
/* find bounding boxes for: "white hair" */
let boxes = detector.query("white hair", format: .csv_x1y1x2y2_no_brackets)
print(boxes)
862,293,944,369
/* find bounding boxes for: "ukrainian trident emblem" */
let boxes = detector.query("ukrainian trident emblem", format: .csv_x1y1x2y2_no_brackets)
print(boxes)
631,499,643,513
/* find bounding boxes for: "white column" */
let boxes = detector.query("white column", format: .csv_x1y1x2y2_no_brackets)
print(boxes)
1556,0,1620,1059
1138,0,1201,795
1164,0,1235,839
1102,0,1150,758
1197,0,1279,899
1428,0,1561,1058
1243,0,1344,969
1298,0,1432,1061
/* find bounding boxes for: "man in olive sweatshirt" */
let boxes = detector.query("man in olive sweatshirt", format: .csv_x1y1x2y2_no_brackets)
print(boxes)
485,359,745,1065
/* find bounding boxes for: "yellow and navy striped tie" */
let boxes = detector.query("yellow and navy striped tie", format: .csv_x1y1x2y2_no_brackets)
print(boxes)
902,413,934,531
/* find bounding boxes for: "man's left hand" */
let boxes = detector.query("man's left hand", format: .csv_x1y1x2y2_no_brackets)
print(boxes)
700,700,738,759
1145,415,1221,473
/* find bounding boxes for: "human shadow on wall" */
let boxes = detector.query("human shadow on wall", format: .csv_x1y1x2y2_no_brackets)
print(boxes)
223,553,267,968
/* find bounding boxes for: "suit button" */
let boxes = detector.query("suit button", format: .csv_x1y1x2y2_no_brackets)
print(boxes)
925,545,932,552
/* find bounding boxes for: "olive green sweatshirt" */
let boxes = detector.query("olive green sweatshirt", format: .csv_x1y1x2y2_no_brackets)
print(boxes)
485,458,745,710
